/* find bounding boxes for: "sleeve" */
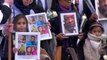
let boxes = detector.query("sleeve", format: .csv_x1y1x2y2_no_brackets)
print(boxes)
0,3,11,24
0,10,3,22
30,1,44,13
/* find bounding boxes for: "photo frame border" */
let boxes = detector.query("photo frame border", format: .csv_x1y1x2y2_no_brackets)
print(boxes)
15,32,40,60
26,12,52,40
60,12,79,36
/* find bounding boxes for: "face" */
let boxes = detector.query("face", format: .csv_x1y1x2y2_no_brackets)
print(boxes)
27,47,32,52
39,16,43,21
22,0,33,6
59,0,71,8
65,15,75,28
16,18,27,32
99,0,107,17
75,0,79,5
31,36,35,41
90,26,103,37
38,26,43,33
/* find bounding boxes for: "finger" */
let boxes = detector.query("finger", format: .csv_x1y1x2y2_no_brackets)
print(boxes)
63,36,69,39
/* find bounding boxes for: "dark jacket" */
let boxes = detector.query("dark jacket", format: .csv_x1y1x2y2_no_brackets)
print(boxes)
50,1,81,60
0,3,11,24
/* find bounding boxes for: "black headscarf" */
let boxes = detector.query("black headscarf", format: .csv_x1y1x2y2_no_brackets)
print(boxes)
14,0,35,15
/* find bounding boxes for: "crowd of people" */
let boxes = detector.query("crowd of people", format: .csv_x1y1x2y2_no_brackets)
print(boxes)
0,0,107,60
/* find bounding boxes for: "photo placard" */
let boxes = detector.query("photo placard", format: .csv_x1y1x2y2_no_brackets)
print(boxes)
60,12,79,36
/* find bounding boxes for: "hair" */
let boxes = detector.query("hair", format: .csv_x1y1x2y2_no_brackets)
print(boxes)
31,35,35,39
13,14,29,32
26,46,32,53
89,22,104,33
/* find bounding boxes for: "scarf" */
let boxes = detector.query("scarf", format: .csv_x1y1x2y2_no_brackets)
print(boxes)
14,0,34,15
83,33,103,60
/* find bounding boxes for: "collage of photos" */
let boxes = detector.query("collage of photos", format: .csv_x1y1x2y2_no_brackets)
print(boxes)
15,32,40,60
60,12,79,36
26,13,52,40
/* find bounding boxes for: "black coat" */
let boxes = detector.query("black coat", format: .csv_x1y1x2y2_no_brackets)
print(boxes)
0,3,11,24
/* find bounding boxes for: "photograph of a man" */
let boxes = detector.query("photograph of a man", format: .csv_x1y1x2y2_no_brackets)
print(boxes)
97,0,107,19
61,13,78,36
64,14,76,33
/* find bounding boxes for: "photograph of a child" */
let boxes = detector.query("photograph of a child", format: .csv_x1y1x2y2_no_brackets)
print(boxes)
26,13,52,40
15,32,40,60
61,12,78,36
95,0,107,20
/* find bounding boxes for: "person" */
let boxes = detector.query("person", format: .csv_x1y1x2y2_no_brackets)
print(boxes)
26,46,32,55
26,35,37,47
2,14,51,60
50,0,83,60
32,46,37,55
36,0,52,11
37,15,45,27
31,25,37,32
1,14,29,60
38,26,48,34
64,14,76,33
18,44,25,55
83,22,104,60
98,0,107,18
12,0,44,20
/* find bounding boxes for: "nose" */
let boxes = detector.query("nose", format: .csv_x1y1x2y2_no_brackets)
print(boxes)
96,32,100,36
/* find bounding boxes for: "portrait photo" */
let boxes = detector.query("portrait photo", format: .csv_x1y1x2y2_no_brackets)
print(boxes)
15,32,40,60
95,0,107,20
26,12,52,40
60,12,79,36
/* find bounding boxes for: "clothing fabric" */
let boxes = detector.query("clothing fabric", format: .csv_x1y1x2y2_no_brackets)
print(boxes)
12,0,44,19
83,33,102,60
50,1,81,60
0,3,11,24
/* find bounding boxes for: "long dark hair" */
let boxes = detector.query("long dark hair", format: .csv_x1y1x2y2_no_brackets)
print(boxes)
13,14,29,32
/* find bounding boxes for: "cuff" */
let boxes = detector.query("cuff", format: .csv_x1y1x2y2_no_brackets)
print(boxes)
0,10,3,23
3,3,10,7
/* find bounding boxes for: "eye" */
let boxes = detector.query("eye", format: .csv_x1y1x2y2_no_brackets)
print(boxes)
18,22,21,25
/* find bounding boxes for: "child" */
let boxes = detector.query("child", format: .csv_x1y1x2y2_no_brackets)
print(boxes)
83,22,104,60
1,14,29,60
3,14,51,60
32,46,37,55
18,44,25,55
26,46,32,55
13,14,29,32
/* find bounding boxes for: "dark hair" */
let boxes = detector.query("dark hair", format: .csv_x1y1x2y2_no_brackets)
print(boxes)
13,14,29,32
31,35,35,38
89,22,104,33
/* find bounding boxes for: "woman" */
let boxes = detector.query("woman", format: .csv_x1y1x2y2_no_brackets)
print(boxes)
50,0,82,60
12,0,44,19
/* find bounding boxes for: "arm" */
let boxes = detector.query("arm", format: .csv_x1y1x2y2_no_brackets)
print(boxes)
0,0,13,24
0,4,11,24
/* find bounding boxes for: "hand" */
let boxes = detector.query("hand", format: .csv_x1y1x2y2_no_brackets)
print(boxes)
40,48,49,56
56,33,68,40
89,13,98,22
46,22,51,29
4,0,13,6
13,47,19,53
4,24,13,34
78,32,84,40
